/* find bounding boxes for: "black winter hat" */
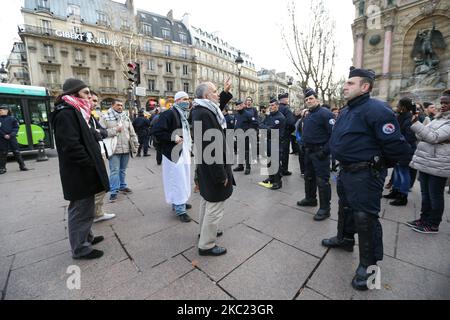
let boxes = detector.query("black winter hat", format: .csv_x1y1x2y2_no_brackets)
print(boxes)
62,78,88,96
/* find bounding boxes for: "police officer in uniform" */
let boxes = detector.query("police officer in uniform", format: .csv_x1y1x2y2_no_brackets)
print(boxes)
323,67,412,291
0,104,29,174
278,93,296,176
258,98,286,190
233,100,258,175
297,88,335,221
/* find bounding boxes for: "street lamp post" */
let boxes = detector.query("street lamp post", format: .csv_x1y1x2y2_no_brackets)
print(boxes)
287,77,293,106
235,51,244,100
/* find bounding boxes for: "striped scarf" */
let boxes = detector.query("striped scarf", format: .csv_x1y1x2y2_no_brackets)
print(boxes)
61,95,92,125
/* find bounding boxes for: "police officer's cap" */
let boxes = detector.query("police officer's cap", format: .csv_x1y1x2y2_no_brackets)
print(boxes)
235,99,244,106
349,66,376,80
269,98,279,104
0,104,9,110
304,88,317,98
278,93,289,100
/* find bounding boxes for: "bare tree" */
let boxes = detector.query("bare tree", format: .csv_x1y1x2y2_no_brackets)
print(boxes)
281,0,337,104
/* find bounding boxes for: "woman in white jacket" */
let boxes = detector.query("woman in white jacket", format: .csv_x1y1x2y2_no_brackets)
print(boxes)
407,89,450,234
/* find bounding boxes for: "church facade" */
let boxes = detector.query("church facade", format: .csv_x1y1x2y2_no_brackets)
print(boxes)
352,0,450,103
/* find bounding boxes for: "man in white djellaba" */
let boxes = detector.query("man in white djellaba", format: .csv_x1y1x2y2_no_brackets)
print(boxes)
150,91,193,222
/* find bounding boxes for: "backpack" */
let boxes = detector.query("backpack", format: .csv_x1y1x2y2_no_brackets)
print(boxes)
151,109,180,152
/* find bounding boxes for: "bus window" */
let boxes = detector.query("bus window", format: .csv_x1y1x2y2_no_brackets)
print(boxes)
0,98,25,125
28,100,51,147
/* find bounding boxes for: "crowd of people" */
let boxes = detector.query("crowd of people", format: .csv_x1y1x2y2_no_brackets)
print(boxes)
45,66,450,291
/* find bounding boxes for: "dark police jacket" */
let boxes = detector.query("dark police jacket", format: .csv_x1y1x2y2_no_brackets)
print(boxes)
225,113,235,129
246,107,259,130
150,109,183,162
234,109,258,131
192,91,234,203
0,115,20,152
330,93,412,165
133,115,152,137
278,103,296,137
51,103,109,201
302,105,335,154
260,111,286,156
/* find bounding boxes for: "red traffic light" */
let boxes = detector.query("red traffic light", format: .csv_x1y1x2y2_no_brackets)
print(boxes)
127,62,137,70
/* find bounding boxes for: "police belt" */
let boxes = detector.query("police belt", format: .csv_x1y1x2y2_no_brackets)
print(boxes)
340,161,372,172
304,144,324,152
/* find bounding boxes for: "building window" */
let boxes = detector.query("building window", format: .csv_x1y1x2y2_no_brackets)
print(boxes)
201,40,206,47
181,48,188,59
97,11,108,26
164,45,171,57
75,71,88,83
179,33,187,44
43,44,55,59
42,20,52,34
144,41,152,53
74,49,84,62
73,26,81,34
166,81,173,92
141,23,152,36
166,62,172,73
46,70,57,84
148,79,156,91
102,52,110,65
183,82,189,93
67,4,80,17
148,60,155,71
162,29,171,39
182,65,188,75
38,0,49,9
102,74,113,87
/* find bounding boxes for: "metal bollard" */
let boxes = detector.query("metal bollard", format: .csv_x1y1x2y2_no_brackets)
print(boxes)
36,140,48,162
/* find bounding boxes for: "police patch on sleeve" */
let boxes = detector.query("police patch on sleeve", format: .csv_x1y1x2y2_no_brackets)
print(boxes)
382,123,396,135
275,120,280,125
329,119,336,126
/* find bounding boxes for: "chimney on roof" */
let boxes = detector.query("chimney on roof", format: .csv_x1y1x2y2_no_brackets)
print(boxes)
182,13,191,29
167,9,174,22
125,0,134,13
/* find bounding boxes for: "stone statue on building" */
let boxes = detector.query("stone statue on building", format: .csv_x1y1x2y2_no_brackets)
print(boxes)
411,22,446,74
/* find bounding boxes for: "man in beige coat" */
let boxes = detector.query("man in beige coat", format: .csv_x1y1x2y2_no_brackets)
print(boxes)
100,99,139,202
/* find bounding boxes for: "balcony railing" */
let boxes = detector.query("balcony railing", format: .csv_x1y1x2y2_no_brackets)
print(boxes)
37,5,51,12
99,87,118,93
19,25,56,37
164,91,176,97
44,83,62,90
13,72,30,79
147,90,160,96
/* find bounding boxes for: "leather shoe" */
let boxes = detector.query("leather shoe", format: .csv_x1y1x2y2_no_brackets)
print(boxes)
244,168,251,175
91,236,104,245
281,171,292,176
314,209,331,221
186,204,192,210
321,237,354,252
73,249,104,260
233,166,244,172
179,214,192,223
297,198,318,207
198,246,227,256
271,182,282,190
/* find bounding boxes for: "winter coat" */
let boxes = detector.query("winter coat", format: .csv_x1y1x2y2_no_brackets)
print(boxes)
409,111,450,178
191,91,235,203
0,115,20,152
51,103,110,201
150,109,183,162
100,108,139,155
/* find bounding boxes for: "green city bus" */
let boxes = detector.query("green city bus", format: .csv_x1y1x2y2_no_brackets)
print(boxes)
0,83,54,151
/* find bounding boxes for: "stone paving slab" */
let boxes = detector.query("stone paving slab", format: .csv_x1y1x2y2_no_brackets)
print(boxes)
307,250,450,300
184,224,272,282
0,256,13,298
296,287,330,300
219,240,319,300
148,269,232,300
103,255,194,300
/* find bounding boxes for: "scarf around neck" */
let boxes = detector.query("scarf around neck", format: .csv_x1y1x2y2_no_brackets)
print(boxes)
62,95,92,124
193,99,227,129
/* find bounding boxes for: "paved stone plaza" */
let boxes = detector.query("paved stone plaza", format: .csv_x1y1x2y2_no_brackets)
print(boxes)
0,150,449,300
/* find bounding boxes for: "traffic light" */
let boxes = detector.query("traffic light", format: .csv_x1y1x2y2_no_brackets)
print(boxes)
127,62,141,85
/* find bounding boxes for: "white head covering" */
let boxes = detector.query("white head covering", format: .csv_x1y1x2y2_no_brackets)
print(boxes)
174,91,189,101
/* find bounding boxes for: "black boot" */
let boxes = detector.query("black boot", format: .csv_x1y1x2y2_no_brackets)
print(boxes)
383,189,400,199
314,184,331,221
389,193,407,206
351,211,379,291
0,152,7,174
297,176,317,206
233,165,244,172
322,205,355,252
271,180,282,190
244,167,251,175
15,152,28,171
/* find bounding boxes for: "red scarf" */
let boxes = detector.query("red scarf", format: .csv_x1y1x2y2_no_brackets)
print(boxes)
62,95,92,125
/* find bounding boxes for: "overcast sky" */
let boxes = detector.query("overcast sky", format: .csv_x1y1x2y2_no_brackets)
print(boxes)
0,0,355,80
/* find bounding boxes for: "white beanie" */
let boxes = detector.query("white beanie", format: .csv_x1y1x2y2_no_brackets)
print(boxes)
174,91,189,101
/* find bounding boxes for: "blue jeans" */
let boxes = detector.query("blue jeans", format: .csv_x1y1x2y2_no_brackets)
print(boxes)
419,172,447,227
392,164,411,195
109,153,130,195
172,204,187,216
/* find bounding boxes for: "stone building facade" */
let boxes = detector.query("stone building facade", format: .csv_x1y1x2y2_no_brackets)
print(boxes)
352,0,450,103
257,69,303,108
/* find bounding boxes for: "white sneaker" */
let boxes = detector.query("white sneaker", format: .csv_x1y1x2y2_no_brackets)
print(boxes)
94,213,116,223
